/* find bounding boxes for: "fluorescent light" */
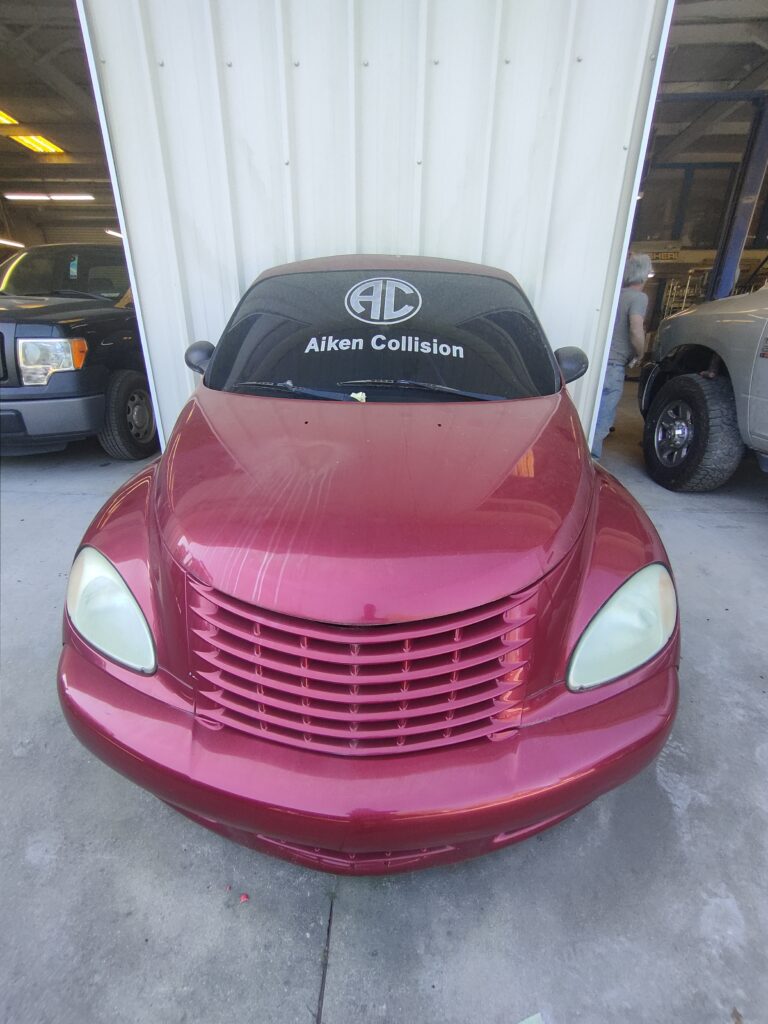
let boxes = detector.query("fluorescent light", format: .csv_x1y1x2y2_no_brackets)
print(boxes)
105,229,124,239
0,110,19,125
10,134,64,154
0,238,25,249
4,193,95,202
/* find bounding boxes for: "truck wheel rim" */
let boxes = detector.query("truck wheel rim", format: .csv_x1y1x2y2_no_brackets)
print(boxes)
654,399,694,467
126,388,155,443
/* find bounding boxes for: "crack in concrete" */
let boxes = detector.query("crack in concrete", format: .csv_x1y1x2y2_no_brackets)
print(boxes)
315,888,337,1024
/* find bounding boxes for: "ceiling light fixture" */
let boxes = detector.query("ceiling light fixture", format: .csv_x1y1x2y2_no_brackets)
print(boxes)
0,110,19,125
105,229,124,239
9,134,64,154
4,193,96,202
0,237,25,249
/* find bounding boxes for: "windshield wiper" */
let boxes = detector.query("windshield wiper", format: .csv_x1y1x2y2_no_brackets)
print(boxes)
231,380,350,401
337,378,499,401
49,288,108,300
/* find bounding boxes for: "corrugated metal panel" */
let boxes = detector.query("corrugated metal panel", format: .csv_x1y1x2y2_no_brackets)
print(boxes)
79,0,671,442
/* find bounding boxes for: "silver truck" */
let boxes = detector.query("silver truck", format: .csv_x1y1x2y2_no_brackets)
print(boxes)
638,287,768,491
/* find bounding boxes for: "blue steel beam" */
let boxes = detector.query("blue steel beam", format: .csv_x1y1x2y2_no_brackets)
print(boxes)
707,100,768,300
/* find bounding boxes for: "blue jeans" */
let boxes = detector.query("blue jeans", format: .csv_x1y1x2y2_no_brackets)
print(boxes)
591,361,626,459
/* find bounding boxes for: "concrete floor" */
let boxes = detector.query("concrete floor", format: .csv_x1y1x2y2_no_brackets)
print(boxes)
1,390,767,1024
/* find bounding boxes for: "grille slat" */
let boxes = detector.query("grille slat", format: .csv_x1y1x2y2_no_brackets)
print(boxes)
191,600,531,665
187,579,537,757
196,666,523,723
199,686,507,739
191,623,526,685
194,704,520,756
192,648,526,706
192,582,524,642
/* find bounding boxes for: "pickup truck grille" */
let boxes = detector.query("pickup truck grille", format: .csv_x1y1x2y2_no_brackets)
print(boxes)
187,577,537,757
0,323,17,386
0,328,8,383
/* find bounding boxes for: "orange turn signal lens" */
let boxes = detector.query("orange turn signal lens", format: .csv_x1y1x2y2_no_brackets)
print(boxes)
71,338,88,369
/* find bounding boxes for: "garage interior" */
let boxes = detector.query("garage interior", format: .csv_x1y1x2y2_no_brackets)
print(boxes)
0,4,117,245
2,0,768,321
1,2,767,1023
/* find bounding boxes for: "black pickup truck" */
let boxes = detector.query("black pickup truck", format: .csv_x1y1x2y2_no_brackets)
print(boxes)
0,242,157,459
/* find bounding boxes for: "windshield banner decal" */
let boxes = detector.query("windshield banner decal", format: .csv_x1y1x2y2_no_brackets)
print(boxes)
304,334,464,358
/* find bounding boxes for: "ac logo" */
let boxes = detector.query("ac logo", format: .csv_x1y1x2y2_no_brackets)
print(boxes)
345,277,422,325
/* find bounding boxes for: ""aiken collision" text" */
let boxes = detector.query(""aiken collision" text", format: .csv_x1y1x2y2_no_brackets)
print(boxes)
304,334,464,358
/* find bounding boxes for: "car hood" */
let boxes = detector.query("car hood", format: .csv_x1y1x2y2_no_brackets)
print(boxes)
0,294,122,322
155,386,594,623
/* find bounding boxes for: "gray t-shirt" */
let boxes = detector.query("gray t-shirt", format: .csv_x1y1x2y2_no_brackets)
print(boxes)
608,286,648,364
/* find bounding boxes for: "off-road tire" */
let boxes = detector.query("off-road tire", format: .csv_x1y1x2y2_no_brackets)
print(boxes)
97,369,159,461
643,373,744,492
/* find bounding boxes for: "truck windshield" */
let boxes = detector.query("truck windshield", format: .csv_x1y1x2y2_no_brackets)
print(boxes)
207,270,561,402
0,247,129,300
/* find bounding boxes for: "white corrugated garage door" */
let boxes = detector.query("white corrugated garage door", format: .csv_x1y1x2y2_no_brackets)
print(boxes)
78,0,671,443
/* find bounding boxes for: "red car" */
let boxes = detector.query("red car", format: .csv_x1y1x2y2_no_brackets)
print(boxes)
59,256,679,874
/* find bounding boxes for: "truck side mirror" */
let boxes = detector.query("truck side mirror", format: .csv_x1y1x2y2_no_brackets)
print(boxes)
185,340,214,375
554,346,589,384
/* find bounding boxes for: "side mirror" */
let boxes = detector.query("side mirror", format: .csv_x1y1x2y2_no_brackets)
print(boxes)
185,340,214,375
554,346,589,384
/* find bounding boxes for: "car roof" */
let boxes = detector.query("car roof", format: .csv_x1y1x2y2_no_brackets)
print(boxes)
255,254,521,288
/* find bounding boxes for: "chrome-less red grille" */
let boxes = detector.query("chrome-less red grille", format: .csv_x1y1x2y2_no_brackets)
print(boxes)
187,578,537,757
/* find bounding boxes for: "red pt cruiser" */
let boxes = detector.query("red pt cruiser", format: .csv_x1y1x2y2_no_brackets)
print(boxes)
59,256,679,874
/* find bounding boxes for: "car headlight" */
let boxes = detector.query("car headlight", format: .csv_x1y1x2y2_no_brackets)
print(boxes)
17,336,87,385
567,563,676,691
66,547,156,673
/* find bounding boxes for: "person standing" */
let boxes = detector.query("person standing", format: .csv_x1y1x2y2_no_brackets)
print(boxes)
591,252,652,459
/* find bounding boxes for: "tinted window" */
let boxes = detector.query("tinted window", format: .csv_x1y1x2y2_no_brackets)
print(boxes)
0,251,56,294
84,260,129,298
207,271,560,401
0,246,127,298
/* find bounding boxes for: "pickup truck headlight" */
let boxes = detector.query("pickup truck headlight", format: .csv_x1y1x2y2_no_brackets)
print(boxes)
17,336,87,385
66,547,156,673
567,564,677,691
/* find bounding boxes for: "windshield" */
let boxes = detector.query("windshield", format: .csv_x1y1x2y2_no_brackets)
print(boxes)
0,247,130,300
206,270,560,402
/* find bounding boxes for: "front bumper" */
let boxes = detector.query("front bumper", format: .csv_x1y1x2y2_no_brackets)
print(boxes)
0,394,105,453
58,634,679,875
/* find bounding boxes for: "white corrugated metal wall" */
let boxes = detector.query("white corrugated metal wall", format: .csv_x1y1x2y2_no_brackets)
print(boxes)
78,0,671,444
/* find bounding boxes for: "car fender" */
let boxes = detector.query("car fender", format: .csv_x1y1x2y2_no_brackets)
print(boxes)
522,464,677,716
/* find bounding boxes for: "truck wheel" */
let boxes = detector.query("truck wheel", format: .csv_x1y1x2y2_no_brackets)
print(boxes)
97,370,158,460
642,373,744,491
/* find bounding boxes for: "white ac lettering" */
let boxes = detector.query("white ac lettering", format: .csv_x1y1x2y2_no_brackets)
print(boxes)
305,337,320,353
383,280,416,322
350,280,384,321
371,334,386,350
